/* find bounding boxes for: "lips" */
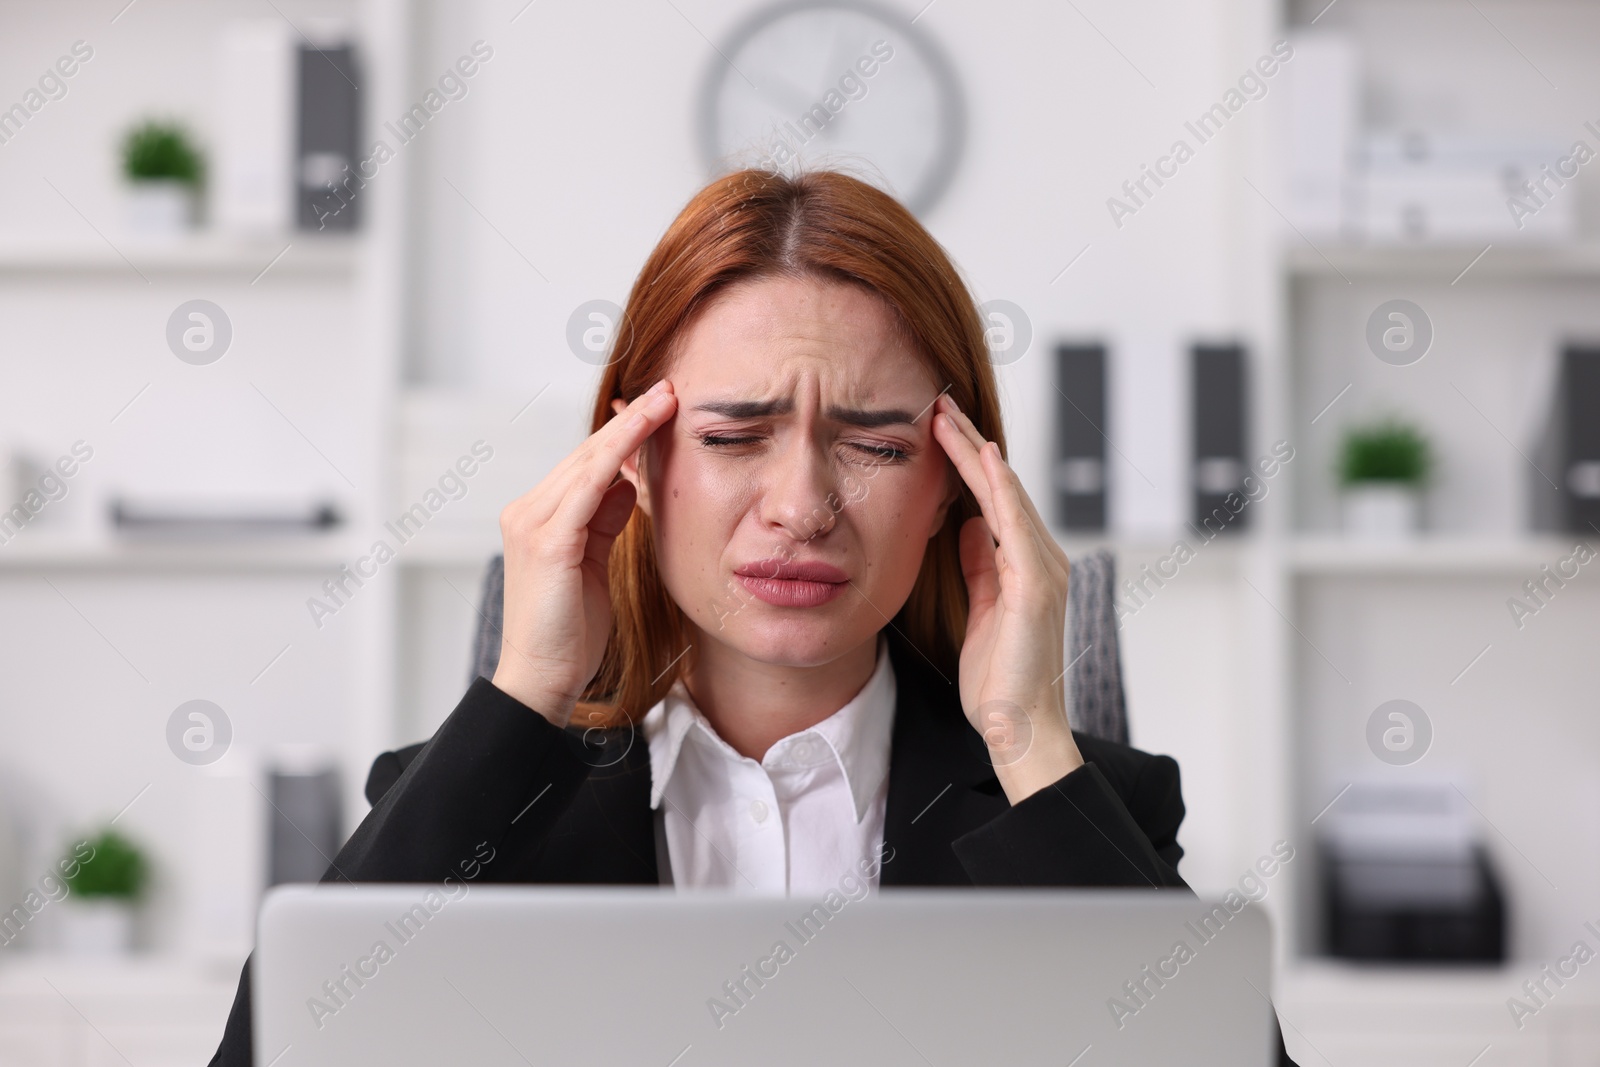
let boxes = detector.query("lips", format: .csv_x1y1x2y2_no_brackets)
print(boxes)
733,559,849,608
735,559,848,583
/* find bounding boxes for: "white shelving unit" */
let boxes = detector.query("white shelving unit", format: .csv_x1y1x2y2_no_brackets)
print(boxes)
0,1,411,1063
1285,242,1600,281
0,538,360,572
1264,4,1600,1063
1285,535,1590,576
0,236,361,278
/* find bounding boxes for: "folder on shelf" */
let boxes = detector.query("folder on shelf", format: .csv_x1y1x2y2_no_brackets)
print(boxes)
296,42,363,231
1192,342,1249,532
268,763,343,886
1053,343,1107,532
215,21,295,235
1318,779,1506,962
1532,345,1600,534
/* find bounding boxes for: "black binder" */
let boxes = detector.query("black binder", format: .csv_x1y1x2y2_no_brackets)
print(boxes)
1054,343,1107,531
268,766,343,885
1192,343,1249,531
296,43,362,231
1533,345,1600,533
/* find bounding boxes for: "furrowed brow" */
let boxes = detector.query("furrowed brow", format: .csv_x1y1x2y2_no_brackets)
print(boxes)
693,397,918,428
825,405,919,428
693,398,794,418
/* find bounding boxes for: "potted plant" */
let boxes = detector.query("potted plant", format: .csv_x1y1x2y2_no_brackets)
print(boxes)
1338,418,1432,538
120,119,204,234
57,828,148,955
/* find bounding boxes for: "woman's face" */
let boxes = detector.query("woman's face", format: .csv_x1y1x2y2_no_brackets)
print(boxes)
617,274,958,670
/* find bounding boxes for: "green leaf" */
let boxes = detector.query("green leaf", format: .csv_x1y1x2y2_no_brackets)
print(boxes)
63,828,149,900
1339,419,1431,486
121,120,204,185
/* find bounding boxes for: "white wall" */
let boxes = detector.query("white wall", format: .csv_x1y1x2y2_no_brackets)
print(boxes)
404,0,1283,529
398,0,1287,896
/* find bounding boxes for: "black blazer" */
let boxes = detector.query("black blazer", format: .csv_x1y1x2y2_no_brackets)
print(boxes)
208,628,1209,1065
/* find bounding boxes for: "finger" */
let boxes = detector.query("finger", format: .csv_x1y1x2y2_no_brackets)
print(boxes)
933,407,1047,583
590,383,676,474
591,478,637,539
937,393,989,455
584,479,637,568
550,386,676,531
1009,467,1071,573
979,440,1051,579
940,396,1068,575
935,397,1005,517
932,409,996,522
958,515,1000,618
551,380,675,487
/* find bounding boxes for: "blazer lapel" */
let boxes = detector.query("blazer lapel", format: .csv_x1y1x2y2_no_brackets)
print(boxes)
878,629,1010,887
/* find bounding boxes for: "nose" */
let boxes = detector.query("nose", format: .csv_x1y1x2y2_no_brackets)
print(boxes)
758,433,839,543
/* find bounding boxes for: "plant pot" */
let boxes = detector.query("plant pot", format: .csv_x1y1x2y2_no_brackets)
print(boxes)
1342,483,1423,539
124,179,197,235
57,897,136,955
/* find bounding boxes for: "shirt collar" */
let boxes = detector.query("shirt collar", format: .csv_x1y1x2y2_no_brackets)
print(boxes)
642,634,896,824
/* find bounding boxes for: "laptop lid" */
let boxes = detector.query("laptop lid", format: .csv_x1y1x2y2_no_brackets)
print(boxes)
256,884,1275,1065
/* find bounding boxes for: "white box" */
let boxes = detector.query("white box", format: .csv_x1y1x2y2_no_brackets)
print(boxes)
1283,31,1362,238
1357,132,1574,243
213,21,295,235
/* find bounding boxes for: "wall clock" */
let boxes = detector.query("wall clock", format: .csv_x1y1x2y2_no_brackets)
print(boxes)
697,0,966,217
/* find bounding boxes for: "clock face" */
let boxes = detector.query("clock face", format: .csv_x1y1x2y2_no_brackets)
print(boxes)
698,0,965,216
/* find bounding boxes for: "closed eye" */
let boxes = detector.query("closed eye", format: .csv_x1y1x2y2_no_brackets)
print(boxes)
699,434,909,463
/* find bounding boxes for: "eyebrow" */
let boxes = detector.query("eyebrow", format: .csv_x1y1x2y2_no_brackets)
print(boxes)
692,398,921,428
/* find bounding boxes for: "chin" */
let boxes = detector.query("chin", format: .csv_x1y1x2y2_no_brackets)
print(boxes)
720,609,875,668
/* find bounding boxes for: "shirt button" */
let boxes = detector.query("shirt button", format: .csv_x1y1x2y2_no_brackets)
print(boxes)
750,799,769,824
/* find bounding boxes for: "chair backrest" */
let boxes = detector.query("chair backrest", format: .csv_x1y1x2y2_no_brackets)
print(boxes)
469,548,1128,743
1062,548,1129,744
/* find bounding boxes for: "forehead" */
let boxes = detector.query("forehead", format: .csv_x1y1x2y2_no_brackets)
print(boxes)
666,274,936,399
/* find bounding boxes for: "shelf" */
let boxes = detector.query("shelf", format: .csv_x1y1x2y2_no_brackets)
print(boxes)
0,532,503,572
1285,241,1600,281
0,535,361,571
1287,535,1586,575
0,952,238,1064
0,234,362,278
1052,531,1257,568
1274,959,1589,1065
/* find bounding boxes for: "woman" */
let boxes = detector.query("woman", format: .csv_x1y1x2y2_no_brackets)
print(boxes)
208,168,1196,1064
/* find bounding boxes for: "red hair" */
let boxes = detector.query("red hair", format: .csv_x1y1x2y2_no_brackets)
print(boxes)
578,168,1006,727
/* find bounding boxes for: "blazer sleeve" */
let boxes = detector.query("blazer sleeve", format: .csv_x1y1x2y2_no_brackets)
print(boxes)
948,747,1189,890
207,677,595,1066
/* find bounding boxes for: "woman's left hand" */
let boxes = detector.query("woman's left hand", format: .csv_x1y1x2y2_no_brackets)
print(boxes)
931,393,1085,804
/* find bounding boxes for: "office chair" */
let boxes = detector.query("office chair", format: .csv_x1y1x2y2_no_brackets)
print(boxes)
466,549,1130,744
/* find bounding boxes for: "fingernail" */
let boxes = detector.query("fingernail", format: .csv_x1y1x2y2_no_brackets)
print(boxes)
948,394,961,412
645,378,668,396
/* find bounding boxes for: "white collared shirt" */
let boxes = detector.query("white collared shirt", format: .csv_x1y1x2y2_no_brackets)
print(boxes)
642,635,896,897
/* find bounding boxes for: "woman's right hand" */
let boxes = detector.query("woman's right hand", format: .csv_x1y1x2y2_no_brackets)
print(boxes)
490,378,677,726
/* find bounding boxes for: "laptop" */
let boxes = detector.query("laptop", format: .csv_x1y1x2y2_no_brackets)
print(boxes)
256,885,1276,1065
